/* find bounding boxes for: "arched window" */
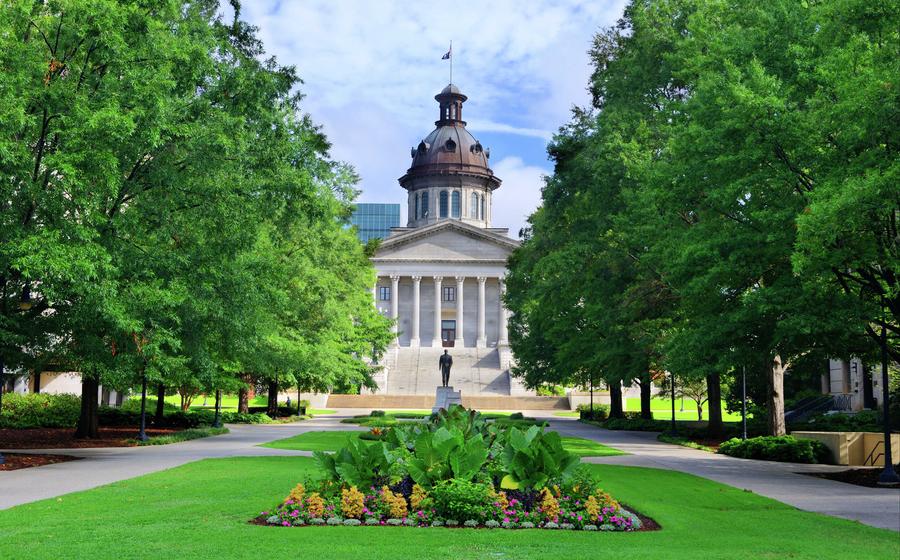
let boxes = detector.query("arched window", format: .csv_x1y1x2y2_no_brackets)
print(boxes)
451,191,461,218
439,190,449,218
470,192,478,218
421,191,429,218
481,195,486,221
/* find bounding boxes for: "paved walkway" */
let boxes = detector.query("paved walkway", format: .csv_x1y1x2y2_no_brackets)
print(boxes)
2,410,898,532
0,415,353,510
547,417,900,532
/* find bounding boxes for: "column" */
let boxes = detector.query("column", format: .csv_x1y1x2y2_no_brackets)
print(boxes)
454,276,465,347
432,276,443,347
498,277,509,346
371,278,378,307
476,276,486,348
410,276,421,348
390,275,400,345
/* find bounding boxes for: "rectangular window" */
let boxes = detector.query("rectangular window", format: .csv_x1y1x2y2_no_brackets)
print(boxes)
379,286,391,301
443,286,455,302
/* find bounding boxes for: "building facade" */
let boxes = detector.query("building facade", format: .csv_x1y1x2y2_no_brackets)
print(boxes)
349,203,401,243
368,84,525,396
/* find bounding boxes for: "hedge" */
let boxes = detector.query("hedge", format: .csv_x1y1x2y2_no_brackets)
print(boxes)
718,435,830,464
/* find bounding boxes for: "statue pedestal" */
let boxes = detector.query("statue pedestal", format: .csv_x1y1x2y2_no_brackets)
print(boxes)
433,386,462,413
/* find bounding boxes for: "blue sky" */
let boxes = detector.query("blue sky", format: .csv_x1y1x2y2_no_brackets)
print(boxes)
230,0,627,238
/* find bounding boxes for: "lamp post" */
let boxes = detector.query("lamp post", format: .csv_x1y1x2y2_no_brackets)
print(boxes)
669,371,677,434
213,389,222,428
878,297,899,485
137,367,149,442
741,365,748,440
0,357,5,465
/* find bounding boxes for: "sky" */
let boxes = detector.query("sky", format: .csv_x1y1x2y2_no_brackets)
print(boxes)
230,0,627,238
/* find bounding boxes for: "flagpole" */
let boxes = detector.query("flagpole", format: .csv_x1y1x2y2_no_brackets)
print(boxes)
449,40,453,85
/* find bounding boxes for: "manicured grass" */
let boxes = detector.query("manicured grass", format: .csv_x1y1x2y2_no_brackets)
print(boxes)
0,456,895,559
554,411,580,417
308,409,336,416
626,397,744,422
560,436,624,457
131,427,229,446
261,430,369,452
657,433,715,453
263,430,623,457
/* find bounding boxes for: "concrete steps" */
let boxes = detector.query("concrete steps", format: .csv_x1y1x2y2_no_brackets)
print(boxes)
385,347,510,395
325,394,568,410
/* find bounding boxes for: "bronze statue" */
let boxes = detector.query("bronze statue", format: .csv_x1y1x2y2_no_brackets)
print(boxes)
438,349,453,387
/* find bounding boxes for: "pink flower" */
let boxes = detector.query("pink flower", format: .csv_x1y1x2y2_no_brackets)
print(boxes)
282,521,290,527
503,517,510,523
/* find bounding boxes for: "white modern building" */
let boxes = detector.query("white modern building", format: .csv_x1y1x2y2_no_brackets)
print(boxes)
369,84,528,397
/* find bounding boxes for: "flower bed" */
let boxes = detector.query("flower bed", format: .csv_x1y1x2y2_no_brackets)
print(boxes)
258,405,646,531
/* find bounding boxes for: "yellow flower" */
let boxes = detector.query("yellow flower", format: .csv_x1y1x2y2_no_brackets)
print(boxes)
381,486,408,519
341,486,365,519
540,487,559,521
410,484,428,510
496,491,509,511
286,483,305,504
594,489,620,511
584,495,600,519
306,492,325,518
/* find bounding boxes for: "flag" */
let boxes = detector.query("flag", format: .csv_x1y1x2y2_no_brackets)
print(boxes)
442,46,451,60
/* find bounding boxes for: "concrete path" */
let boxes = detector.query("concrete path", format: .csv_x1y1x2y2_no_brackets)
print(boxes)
546,417,900,532
0,414,357,510
2,410,898,533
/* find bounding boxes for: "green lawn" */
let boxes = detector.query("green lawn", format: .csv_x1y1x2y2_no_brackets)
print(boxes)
261,430,369,452
0,456,894,559
262,430,624,457
626,398,744,422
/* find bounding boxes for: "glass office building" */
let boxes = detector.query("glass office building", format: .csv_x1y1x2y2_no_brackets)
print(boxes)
349,203,401,243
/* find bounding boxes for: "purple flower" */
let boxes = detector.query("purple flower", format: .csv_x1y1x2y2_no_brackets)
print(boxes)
282,521,290,527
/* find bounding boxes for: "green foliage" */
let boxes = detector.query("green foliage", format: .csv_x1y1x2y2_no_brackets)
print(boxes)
0,393,81,428
497,425,579,490
576,403,610,421
314,437,395,489
719,436,830,464
429,479,494,522
130,427,229,446
405,426,489,488
791,411,884,434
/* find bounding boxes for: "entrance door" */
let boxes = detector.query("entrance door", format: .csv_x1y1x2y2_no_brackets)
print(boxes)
441,320,456,347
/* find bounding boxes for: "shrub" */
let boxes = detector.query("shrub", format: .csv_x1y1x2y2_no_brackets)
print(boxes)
430,479,493,522
600,417,668,431
370,410,386,417
576,404,609,421
0,393,81,428
718,435,830,464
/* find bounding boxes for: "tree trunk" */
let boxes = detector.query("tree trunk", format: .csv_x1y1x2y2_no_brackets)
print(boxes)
639,374,652,419
266,380,278,417
696,400,703,421
768,357,786,436
154,383,166,424
238,385,249,414
705,373,723,436
609,380,624,419
75,375,100,439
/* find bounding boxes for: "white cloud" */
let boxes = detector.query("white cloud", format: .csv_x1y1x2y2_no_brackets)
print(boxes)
227,1,625,231
490,157,548,239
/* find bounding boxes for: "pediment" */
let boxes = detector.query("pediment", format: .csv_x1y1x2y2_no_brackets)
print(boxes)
373,221,519,263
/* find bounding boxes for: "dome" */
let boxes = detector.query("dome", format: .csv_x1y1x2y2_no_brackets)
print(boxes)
440,83,464,96
400,84,499,186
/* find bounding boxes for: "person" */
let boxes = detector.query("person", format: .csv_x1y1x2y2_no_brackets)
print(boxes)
438,349,453,388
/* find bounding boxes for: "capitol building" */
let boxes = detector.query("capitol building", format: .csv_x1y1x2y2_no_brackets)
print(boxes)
366,84,531,400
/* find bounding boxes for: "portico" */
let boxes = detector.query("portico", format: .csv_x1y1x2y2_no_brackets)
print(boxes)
374,270,510,349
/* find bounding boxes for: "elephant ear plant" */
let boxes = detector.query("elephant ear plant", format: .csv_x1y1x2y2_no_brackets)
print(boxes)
499,425,579,490
406,426,489,488
314,437,395,488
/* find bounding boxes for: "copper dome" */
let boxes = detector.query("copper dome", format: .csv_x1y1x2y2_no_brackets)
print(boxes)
399,84,499,187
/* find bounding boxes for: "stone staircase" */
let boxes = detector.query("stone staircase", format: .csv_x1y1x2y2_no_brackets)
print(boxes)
386,347,510,395
327,345,569,410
